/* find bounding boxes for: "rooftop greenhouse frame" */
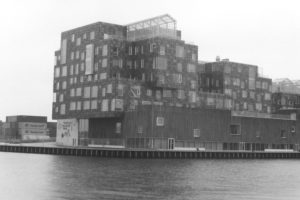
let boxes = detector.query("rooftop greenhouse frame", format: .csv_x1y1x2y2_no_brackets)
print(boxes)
126,14,177,41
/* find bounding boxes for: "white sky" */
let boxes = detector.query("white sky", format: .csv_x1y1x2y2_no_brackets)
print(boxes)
0,0,299,121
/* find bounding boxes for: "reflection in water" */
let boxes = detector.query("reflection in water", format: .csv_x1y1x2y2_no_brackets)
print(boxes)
0,152,300,200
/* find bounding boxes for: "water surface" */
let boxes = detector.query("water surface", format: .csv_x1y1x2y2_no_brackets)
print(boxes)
0,152,299,200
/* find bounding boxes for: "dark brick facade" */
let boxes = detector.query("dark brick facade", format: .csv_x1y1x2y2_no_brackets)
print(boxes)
199,61,272,113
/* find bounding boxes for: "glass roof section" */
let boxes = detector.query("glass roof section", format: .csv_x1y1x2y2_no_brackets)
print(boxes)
126,14,177,41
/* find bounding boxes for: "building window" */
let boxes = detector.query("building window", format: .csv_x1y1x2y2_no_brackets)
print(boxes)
62,66,67,76
90,31,95,40
159,46,165,55
55,82,60,90
75,64,79,74
187,64,196,73
256,103,262,111
173,74,182,84
256,81,261,89
175,45,184,57
101,99,109,111
178,90,185,100
150,43,155,53
54,67,60,78
76,101,81,110
190,80,196,89
177,63,182,72
76,88,82,96
291,126,296,134
156,117,164,126
100,73,107,80
53,93,57,102
128,46,132,55
163,90,172,98
76,37,81,46
102,88,106,97
156,90,161,100
189,91,196,103
281,130,287,138
249,78,255,90
230,124,241,135
85,44,94,75
250,91,255,99
69,65,74,75
224,66,231,73
71,34,75,42
60,39,67,64
242,90,247,98
80,63,85,71
154,57,167,70
115,99,124,111
60,104,66,115
91,86,98,98
107,84,112,93
134,46,139,55
70,102,76,111
116,122,122,134
146,89,152,97
83,101,90,110
256,131,260,138
116,84,123,97
70,88,75,97
70,52,74,60
102,45,108,56
134,60,138,69
225,89,232,96
137,126,143,134
193,129,201,138
265,93,271,100
62,81,67,90
192,53,197,61
84,86,91,98
141,59,144,68
91,100,97,109
102,58,107,68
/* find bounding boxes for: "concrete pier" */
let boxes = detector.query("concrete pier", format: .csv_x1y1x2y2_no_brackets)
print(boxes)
0,144,300,159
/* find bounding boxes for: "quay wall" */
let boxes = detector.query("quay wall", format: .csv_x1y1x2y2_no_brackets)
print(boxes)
1,144,300,159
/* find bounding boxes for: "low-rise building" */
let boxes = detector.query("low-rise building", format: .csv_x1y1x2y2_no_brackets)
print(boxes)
2,115,56,141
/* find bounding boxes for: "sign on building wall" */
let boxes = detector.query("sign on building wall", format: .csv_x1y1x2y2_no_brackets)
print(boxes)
56,119,78,146
18,122,49,140
85,44,94,75
18,122,47,129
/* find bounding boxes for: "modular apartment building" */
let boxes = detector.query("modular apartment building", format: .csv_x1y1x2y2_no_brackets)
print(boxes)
199,60,273,113
53,14,300,150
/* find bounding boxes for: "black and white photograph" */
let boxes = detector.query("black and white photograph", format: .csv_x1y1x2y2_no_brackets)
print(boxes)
0,0,300,199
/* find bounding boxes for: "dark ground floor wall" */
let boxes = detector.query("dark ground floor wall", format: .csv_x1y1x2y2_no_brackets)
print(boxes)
83,105,300,149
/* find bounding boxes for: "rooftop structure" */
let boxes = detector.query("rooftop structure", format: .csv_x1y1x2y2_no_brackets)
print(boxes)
126,14,178,41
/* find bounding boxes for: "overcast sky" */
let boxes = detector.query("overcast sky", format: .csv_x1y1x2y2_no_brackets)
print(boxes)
0,0,299,121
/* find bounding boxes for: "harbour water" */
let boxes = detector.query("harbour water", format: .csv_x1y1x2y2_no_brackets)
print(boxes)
0,152,300,200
